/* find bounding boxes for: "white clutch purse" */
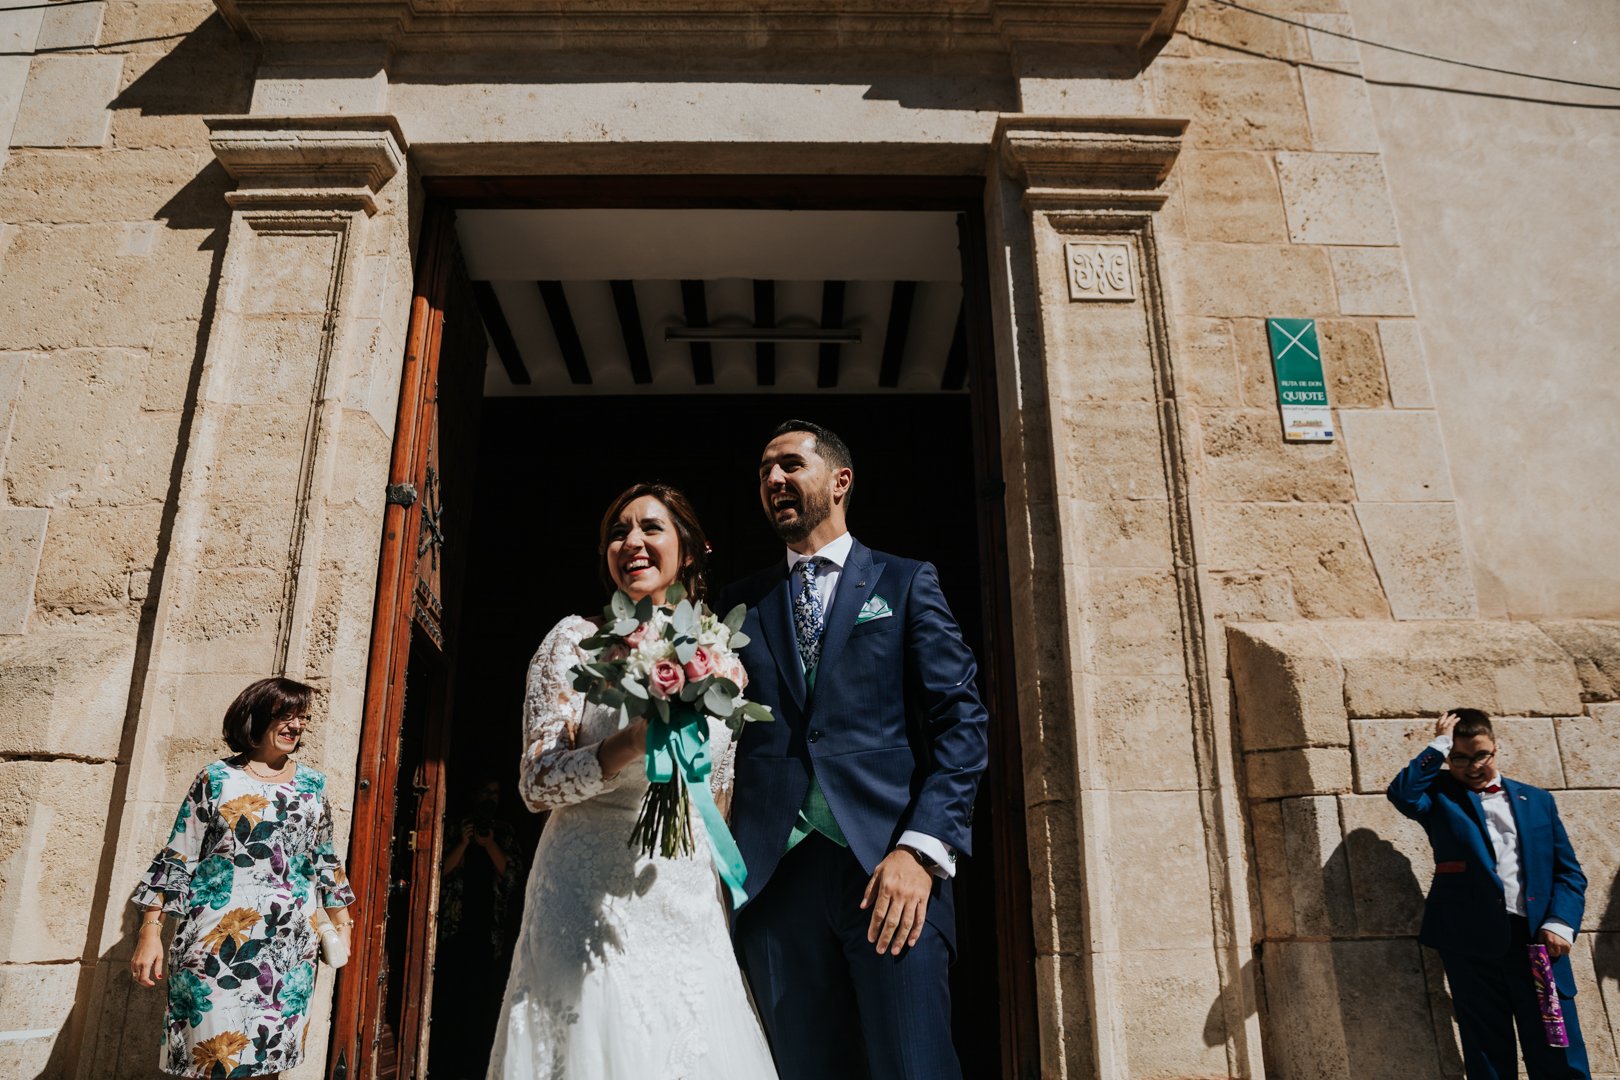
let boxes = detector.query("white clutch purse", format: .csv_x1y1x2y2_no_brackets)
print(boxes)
315,909,350,968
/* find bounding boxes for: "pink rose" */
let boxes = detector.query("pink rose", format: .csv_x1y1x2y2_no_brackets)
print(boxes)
719,655,748,690
648,658,685,700
625,623,652,648
683,646,715,682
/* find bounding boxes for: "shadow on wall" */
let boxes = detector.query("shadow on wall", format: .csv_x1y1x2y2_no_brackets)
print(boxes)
1599,866,1620,1019
1217,826,1466,1078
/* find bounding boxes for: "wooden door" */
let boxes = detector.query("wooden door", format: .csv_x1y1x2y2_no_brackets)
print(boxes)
328,208,485,1079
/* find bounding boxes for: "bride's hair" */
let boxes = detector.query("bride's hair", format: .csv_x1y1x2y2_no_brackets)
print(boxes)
597,482,710,602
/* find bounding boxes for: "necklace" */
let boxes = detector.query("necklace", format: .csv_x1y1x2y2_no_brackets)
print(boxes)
244,758,292,780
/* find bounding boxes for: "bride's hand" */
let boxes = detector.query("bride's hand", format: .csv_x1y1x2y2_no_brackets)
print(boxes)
596,715,649,780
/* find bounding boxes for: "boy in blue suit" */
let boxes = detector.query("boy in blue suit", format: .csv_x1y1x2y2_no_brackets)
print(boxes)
722,420,989,1080
1387,708,1590,1079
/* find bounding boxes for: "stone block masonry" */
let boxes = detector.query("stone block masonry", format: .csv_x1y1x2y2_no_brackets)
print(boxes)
1230,619,1620,1079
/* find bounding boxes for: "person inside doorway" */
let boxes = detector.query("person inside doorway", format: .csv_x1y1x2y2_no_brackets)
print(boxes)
430,775,524,1078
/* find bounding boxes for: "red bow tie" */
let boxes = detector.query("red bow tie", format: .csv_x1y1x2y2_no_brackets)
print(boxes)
1480,784,1502,793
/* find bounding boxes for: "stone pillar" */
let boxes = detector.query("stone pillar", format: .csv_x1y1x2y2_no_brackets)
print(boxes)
74,115,416,1078
990,114,1265,1079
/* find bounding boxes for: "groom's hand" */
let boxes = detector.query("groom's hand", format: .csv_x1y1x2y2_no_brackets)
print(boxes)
862,850,932,955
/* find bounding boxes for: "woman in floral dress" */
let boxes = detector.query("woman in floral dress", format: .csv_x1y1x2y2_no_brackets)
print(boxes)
130,677,357,1078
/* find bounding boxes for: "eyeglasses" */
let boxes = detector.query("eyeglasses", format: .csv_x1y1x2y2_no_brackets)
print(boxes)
1447,749,1495,769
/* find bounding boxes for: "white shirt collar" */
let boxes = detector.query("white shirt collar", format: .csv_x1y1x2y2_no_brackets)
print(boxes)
785,531,854,573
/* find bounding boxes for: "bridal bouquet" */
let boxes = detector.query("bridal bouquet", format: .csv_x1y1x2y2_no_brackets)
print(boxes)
570,585,771,904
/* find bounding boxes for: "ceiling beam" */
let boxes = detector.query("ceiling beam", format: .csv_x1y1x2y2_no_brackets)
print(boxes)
536,280,591,385
679,279,715,386
470,280,530,385
754,278,776,387
878,280,916,389
817,280,846,389
609,279,652,385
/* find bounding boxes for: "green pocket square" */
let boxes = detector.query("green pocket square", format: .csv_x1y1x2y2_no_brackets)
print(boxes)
856,595,893,624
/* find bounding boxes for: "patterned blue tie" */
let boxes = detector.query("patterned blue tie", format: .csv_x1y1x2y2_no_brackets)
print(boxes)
793,556,828,671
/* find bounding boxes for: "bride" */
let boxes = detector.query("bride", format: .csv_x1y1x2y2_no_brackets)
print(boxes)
487,482,779,1080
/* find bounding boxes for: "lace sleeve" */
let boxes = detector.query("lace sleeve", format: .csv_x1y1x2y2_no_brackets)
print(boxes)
710,726,737,822
519,616,624,812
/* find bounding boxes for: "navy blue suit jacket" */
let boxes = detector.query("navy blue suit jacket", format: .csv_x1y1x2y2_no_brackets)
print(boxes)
719,540,990,947
1387,744,1586,995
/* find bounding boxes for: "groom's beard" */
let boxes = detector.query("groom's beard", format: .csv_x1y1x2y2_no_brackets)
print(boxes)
769,486,832,545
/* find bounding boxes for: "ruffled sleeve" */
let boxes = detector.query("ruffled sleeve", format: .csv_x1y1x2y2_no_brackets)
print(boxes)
519,615,625,812
312,780,358,909
131,766,217,916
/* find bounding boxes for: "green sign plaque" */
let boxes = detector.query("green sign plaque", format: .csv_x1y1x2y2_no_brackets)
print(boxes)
1266,317,1333,442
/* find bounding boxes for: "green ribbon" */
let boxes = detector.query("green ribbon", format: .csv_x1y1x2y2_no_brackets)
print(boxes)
645,706,749,909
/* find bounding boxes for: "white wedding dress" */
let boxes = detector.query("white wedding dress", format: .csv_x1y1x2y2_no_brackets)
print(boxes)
487,615,779,1080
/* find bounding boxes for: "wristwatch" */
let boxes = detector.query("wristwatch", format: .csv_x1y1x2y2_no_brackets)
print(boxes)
899,844,937,871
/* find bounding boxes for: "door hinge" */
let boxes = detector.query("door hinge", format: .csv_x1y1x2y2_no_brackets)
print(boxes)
386,482,418,507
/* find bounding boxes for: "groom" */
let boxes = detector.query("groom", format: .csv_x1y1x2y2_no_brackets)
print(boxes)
721,419,990,1080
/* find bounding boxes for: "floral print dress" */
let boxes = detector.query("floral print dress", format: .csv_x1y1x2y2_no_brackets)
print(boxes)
132,760,356,1078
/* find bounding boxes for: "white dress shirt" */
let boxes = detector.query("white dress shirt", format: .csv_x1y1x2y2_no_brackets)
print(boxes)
1428,735,1575,942
789,533,956,878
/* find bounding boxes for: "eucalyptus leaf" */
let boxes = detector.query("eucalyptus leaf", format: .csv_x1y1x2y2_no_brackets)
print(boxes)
742,701,775,724
723,603,747,633
636,596,654,622
676,640,697,665
653,696,670,723
672,598,696,633
611,591,634,619
665,582,687,605
679,681,703,703
703,684,736,716
612,617,640,636
623,679,648,699
730,631,751,649
712,677,740,696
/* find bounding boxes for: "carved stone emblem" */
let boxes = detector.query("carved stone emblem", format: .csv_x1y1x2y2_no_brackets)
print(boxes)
1066,242,1135,301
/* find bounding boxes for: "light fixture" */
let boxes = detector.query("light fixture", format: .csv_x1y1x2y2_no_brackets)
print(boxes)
664,327,862,344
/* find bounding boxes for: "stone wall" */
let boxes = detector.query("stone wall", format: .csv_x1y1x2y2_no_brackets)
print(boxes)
1154,0,1476,628
988,3,1487,1075
0,3,253,1074
1229,620,1620,1078
1347,0,1620,620
0,5,418,1076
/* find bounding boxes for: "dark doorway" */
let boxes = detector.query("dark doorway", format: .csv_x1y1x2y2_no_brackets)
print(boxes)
428,392,1003,1076
349,182,1038,1080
